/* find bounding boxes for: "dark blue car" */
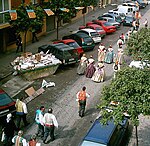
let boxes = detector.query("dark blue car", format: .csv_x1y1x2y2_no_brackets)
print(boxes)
79,116,128,146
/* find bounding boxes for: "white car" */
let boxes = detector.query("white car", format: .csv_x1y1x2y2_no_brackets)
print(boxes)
129,60,150,69
78,28,102,43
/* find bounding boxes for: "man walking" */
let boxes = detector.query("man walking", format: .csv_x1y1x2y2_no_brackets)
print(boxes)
16,34,23,53
35,106,45,138
76,86,90,117
15,97,29,129
43,108,58,144
12,130,27,146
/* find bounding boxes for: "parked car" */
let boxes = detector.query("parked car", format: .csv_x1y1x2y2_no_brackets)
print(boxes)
121,2,139,12
86,24,106,38
132,0,147,8
38,43,79,65
101,17,121,29
62,32,95,51
77,28,102,43
0,89,16,118
92,20,116,34
123,15,135,26
53,39,84,58
100,13,123,24
79,115,129,146
108,11,126,21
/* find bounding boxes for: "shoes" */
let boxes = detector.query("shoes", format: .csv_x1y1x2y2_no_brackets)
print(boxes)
43,140,47,144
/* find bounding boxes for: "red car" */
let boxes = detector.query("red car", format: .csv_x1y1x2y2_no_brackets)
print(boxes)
92,20,116,34
53,39,84,58
0,89,16,118
86,24,106,38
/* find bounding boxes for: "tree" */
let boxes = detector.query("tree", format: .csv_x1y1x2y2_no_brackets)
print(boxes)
126,28,150,61
97,67,150,146
7,3,44,52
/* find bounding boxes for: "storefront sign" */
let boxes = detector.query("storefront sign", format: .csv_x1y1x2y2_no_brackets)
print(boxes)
27,10,36,18
44,9,54,16
9,10,17,20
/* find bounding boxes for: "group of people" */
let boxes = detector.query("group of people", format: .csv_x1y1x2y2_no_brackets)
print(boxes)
77,53,105,83
2,96,58,146
77,41,123,82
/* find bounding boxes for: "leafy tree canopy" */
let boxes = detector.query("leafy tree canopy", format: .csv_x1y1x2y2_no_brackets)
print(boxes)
126,28,150,61
97,67,150,126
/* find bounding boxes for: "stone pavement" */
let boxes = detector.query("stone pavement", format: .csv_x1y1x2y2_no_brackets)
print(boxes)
0,3,150,146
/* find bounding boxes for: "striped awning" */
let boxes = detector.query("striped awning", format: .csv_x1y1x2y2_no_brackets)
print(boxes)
9,10,17,20
26,10,36,18
60,8,69,12
44,9,54,16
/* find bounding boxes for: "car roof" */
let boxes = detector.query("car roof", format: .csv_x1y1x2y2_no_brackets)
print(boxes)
49,43,75,51
88,24,101,27
60,39,76,43
79,28,97,33
75,32,91,37
83,117,116,144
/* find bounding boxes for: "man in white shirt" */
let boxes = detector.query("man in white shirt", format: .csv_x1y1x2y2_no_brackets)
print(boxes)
12,130,27,146
43,108,58,144
15,97,29,129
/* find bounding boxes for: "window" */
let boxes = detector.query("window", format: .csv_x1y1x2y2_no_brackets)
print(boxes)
0,0,10,24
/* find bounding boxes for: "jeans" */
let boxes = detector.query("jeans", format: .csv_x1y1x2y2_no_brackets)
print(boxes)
79,100,86,117
36,123,44,137
16,114,28,129
43,126,55,142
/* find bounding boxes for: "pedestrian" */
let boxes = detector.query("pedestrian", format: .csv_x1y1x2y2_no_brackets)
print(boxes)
43,108,58,144
85,55,96,78
35,106,45,138
32,27,39,43
2,113,17,146
91,63,105,83
12,130,27,146
135,20,140,31
98,43,106,63
120,33,126,44
77,54,88,75
15,97,29,129
113,61,120,79
76,86,90,117
104,45,114,64
117,37,124,48
28,135,41,146
132,20,136,31
143,18,148,28
117,46,124,65
16,34,23,53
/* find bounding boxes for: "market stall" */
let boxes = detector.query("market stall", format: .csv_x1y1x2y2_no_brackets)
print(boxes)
11,52,62,80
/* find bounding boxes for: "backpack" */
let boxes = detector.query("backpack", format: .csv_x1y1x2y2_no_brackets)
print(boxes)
114,64,118,70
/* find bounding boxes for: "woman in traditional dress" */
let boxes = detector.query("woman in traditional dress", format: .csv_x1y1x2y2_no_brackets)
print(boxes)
91,63,105,82
85,56,96,78
104,45,114,64
113,60,120,79
117,47,124,65
98,43,106,63
77,54,87,75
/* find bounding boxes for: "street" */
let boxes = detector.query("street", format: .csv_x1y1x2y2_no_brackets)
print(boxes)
0,3,150,146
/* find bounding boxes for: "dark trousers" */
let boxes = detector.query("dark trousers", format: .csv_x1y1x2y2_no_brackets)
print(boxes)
36,123,44,137
79,100,86,117
32,32,38,43
16,44,23,53
16,114,28,129
3,135,13,146
43,126,55,142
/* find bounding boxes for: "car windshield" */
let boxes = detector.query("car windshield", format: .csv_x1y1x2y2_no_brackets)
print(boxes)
95,27,103,31
0,93,13,106
90,32,100,37
67,42,80,49
103,22,112,26
83,37,93,43
108,19,116,23
81,140,106,146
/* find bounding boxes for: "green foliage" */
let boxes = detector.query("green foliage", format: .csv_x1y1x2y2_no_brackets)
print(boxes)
126,28,150,61
97,67,150,126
